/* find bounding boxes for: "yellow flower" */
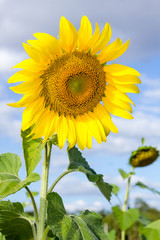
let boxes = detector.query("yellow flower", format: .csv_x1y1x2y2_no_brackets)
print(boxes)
129,146,159,167
8,16,141,150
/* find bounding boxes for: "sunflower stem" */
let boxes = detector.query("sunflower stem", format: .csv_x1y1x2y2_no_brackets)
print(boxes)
48,169,75,193
121,166,135,240
37,142,52,240
25,186,39,226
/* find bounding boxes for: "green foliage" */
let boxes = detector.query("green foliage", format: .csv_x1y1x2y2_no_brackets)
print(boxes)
107,230,115,240
112,206,139,231
140,220,160,240
0,201,33,240
110,184,120,195
68,146,112,202
0,233,5,240
0,153,40,199
47,192,109,240
21,126,44,176
140,223,160,240
135,181,160,195
26,191,39,198
118,169,130,179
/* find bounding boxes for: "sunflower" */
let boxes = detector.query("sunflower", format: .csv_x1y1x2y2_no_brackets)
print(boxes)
8,16,141,150
129,146,159,167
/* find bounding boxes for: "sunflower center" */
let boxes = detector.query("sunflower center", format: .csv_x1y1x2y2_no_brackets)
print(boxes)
41,51,106,116
69,76,86,95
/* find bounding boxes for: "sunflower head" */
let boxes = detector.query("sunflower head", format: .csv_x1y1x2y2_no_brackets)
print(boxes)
8,16,141,150
129,146,159,167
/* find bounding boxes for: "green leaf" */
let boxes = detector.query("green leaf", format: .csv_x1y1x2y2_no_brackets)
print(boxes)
0,233,5,240
110,184,120,195
135,181,160,195
0,153,40,199
68,146,112,202
0,201,33,240
47,192,109,240
118,169,130,179
21,126,44,176
96,179,113,203
139,222,160,240
112,206,139,231
26,191,39,198
107,230,115,240
145,220,160,230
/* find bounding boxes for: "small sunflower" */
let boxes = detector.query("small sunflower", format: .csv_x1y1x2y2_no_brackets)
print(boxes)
8,16,141,150
129,146,159,167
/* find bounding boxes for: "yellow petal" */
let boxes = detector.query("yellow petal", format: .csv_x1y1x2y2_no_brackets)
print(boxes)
33,33,61,58
66,116,76,149
8,70,39,83
81,113,101,144
93,103,118,133
43,112,59,142
57,115,68,149
104,64,141,76
91,22,112,55
86,131,92,149
73,116,88,150
78,16,92,51
23,43,47,64
109,83,140,93
10,79,41,94
59,16,78,52
98,39,129,64
7,93,40,108
106,74,141,85
22,98,44,131
12,59,45,72
105,85,135,105
85,22,100,52
103,95,133,113
104,101,133,119
31,109,51,139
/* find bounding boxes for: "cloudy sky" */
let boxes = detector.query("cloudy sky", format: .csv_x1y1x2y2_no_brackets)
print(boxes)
0,0,160,212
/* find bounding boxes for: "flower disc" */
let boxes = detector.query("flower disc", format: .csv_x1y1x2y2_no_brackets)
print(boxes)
8,16,141,150
41,51,106,116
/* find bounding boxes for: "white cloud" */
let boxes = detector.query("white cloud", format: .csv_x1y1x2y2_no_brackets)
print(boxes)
143,89,160,99
0,0,160,61
54,175,97,196
0,100,21,140
0,48,25,73
65,199,104,213
141,74,160,88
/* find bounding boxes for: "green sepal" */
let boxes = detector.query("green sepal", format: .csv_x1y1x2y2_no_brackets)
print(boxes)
47,192,109,240
48,134,59,146
0,201,33,240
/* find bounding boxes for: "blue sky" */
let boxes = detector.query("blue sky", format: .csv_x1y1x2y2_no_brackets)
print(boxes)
0,0,160,212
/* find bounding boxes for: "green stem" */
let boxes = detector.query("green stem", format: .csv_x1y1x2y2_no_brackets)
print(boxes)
25,186,39,225
48,169,75,193
40,226,50,240
37,142,52,240
121,166,135,240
